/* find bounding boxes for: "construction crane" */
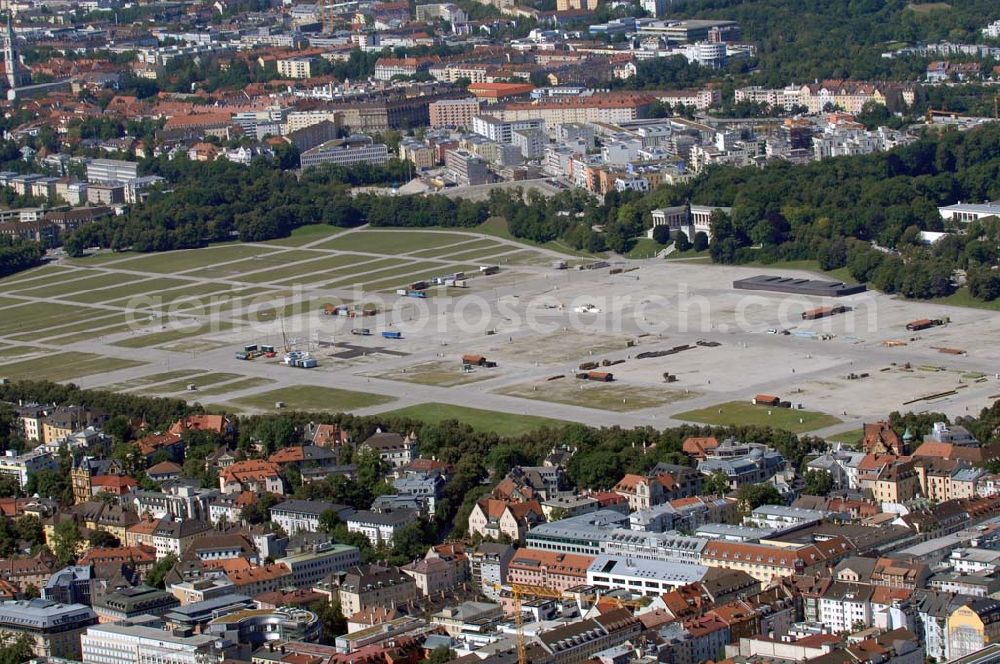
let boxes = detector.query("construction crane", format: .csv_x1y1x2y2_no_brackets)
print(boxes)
513,584,526,664
280,313,291,353
925,108,964,123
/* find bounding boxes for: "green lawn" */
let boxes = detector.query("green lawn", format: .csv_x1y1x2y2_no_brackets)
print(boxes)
373,361,497,387
407,238,498,258
238,254,360,284
474,216,601,258
497,380,697,412
112,321,241,348
316,230,475,254
109,282,237,311
325,261,438,290
110,245,280,274
927,287,1000,312
674,400,842,433
0,352,145,382
25,313,131,342
227,385,396,412
288,257,398,287
263,224,344,247
626,238,665,259
442,246,512,263
61,278,176,304
0,296,28,308
825,427,863,447
0,346,43,359
146,372,246,394
380,402,571,436
190,377,276,397
0,303,109,337
0,265,76,287
13,272,126,298
66,251,138,266
102,369,209,391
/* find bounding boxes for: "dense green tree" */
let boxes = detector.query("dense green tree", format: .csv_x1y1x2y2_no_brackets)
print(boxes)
737,483,784,511
88,530,121,548
703,471,731,496
311,598,347,644
146,553,178,589
652,224,672,245
802,469,834,496
51,520,82,567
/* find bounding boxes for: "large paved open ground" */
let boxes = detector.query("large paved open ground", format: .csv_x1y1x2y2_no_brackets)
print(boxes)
3,224,1000,436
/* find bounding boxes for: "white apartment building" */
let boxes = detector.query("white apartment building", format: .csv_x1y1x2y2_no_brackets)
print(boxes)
939,201,1000,223
284,110,342,133
950,548,1000,575
0,448,57,488
818,583,874,634
277,57,314,79
346,509,416,547
270,500,351,535
472,115,545,144
86,158,138,184
734,85,803,111
586,555,708,596
81,622,222,664
277,543,362,587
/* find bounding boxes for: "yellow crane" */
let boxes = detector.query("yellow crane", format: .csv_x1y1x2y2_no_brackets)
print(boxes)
513,584,526,664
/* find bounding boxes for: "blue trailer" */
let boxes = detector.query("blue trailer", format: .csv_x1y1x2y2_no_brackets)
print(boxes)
381,331,403,339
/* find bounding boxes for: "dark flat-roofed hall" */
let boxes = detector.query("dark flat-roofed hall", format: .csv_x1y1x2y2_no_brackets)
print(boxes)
733,274,867,297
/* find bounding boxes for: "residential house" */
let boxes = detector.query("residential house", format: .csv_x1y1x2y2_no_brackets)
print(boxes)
357,431,419,468
225,563,293,598
219,460,283,495
269,500,353,535
948,598,1000,660
152,518,213,560
507,549,593,593
467,498,544,543
401,543,469,596
332,564,418,616
346,509,417,547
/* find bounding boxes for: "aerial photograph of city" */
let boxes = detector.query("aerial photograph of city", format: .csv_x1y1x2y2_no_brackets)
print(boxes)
1,0,1000,661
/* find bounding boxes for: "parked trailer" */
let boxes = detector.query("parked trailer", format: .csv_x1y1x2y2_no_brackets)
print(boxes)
352,328,372,336
577,371,614,382
906,318,946,331
450,279,468,288
479,265,499,275
382,331,403,339
406,290,427,299
801,305,852,320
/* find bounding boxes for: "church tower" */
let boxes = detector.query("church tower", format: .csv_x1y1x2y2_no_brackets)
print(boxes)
3,12,22,92
71,457,93,505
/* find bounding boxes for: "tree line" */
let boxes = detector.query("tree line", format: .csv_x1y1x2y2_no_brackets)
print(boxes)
62,156,490,255
0,238,44,279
